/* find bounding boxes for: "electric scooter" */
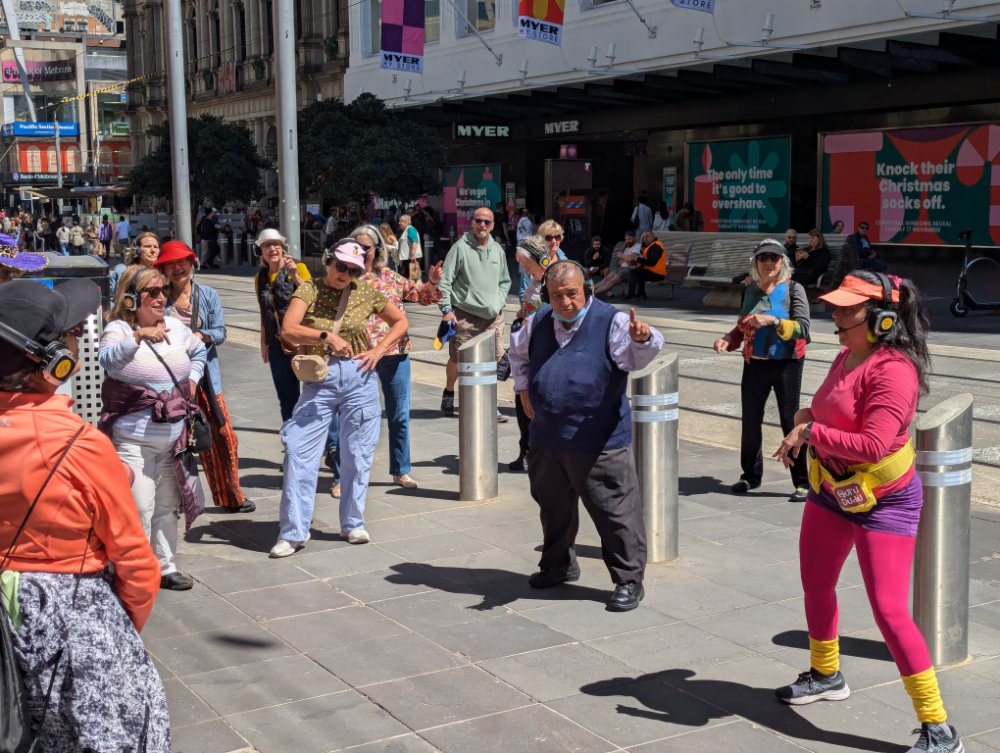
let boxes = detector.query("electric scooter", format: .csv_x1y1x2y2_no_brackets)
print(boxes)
950,229,1000,317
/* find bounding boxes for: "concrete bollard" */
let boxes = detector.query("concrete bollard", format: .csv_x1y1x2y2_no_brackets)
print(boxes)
631,353,680,563
458,330,498,501
913,393,974,667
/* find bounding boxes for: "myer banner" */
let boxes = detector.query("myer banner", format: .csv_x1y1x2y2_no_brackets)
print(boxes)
670,0,715,13
688,137,791,233
380,0,425,73
518,0,564,46
823,125,1000,245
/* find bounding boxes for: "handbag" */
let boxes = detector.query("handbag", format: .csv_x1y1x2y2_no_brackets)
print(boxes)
261,268,299,356
291,282,351,383
497,351,511,382
0,426,84,753
142,341,214,454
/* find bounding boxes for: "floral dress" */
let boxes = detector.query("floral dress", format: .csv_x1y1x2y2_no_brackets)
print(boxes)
362,267,442,355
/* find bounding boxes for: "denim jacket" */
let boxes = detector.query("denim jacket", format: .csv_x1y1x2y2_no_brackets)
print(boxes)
165,283,227,394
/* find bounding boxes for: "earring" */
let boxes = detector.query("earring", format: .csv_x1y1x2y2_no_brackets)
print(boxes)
867,329,879,343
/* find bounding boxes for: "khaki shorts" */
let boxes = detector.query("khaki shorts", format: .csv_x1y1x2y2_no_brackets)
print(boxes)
449,307,505,363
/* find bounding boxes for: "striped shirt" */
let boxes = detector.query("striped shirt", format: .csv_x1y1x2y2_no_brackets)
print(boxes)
98,316,207,441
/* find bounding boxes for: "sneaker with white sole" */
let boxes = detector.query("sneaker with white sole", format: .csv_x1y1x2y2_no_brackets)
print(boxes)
775,669,851,705
907,723,964,753
269,532,310,558
347,528,370,544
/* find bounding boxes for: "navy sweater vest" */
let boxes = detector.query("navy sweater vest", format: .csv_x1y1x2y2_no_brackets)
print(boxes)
527,299,631,454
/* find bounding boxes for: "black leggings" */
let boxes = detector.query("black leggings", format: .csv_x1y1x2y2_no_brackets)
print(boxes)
739,358,808,488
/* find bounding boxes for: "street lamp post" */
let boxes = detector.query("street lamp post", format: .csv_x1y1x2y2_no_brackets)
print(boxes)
272,0,301,259
165,0,193,246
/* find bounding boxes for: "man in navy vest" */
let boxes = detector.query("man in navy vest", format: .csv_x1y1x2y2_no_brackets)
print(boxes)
508,261,664,611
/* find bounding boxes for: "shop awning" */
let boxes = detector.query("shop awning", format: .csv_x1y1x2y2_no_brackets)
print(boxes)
20,184,128,199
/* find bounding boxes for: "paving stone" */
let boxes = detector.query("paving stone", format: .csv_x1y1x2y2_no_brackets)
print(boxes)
193,559,314,594
970,600,1000,631
169,718,250,753
679,512,783,542
331,734,440,753
969,621,1000,661
183,655,347,716
145,622,296,677
162,677,218,728
961,656,1000,685
626,719,810,752
707,562,817,604
362,514,452,542
332,565,459,603
422,613,573,662
588,622,757,673
143,594,253,642
523,600,675,641
376,531,499,563
671,541,781,577
226,691,409,753
969,728,1000,751
265,604,409,652
371,586,511,631
310,632,468,687
419,504,529,531
223,579,358,621
361,665,531,730
421,704,615,753
642,573,765,621
291,545,408,579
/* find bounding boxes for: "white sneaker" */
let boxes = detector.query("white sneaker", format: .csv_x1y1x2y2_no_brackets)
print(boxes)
269,532,310,558
347,529,370,545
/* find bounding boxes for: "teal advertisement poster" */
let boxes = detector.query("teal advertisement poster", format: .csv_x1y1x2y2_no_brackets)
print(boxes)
442,165,502,236
687,137,791,233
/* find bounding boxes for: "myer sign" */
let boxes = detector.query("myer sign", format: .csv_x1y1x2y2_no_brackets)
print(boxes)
453,124,511,138
544,120,580,135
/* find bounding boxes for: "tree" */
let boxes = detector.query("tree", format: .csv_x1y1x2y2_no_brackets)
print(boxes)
297,93,448,207
126,114,270,223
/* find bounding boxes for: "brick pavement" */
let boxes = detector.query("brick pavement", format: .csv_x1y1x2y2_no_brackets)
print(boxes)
147,338,1000,753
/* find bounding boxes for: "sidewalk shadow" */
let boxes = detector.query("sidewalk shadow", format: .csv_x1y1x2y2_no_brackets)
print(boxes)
772,630,895,662
238,457,283,471
679,475,792,500
384,562,609,611
580,669,907,752
411,455,459,475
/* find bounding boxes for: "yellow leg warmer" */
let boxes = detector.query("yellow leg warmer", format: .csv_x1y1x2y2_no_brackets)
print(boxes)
901,667,947,724
809,636,840,675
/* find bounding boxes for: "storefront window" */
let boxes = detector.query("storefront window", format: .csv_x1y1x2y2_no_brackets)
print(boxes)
426,0,440,43
99,146,112,174
369,0,381,55
468,0,495,31
118,146,132,170
25,146,41,172
46,146,57,172
66,146,81,171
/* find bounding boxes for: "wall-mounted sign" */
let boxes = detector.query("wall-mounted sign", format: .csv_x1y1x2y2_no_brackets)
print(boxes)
518,0,563,46
663,167,677,221
7,173,60,182
544,120,580,135
379,0,425,73
442,164,501,237
687,136,791,233
453,124,510,138
1,60,74,83
0,122,80,138
822,125,1000,245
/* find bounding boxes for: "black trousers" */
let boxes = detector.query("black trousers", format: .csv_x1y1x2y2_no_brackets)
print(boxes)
740,358,809,488
527,445,647,584
514,393,530,456
627,267,665,297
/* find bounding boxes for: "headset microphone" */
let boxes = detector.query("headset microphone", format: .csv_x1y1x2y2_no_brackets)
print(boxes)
834,321,868,335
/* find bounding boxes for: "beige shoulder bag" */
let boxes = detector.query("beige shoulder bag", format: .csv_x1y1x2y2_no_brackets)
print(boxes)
291,283,351,382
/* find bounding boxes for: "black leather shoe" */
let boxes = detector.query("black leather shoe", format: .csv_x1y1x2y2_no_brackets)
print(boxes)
160,572,194,591
226,500,256,513
730,478,761,495
509,454,527,472
528,566,581,589
607,582,644,612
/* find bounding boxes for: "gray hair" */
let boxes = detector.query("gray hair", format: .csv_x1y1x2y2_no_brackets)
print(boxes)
545,260,585,288
750,247,793,283
351,224,386,271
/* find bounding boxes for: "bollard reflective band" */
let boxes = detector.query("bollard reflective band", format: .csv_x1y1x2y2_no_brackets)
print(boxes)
458,374,497,386
632,408,679,423
458,362,495,373
915,448,973,466
633,392,679,407
917,468,972,487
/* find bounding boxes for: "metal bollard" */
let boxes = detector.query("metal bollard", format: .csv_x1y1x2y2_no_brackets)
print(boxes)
221,237,230,266
631,353,680,563
458,330,498,501
913,393,974,668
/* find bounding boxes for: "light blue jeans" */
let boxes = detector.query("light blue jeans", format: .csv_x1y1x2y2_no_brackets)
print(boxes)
279,357,381,542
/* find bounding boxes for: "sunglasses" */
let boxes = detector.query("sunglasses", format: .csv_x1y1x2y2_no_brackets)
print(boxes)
545,234,563,242
357,244,375,253
473,218,493,225
142,286,169,299
335,261,362,277
62,324,85,338
756,252,781,263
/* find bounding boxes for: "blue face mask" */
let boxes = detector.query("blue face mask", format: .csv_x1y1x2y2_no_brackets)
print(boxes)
552,304,587,323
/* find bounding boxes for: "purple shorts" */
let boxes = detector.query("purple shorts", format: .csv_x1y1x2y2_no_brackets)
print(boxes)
807,473,924,538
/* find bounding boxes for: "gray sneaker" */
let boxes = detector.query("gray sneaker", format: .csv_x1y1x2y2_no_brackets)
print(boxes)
775,669,851,705
907,723,964,753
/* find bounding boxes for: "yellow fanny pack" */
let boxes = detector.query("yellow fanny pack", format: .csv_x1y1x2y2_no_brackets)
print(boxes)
808,439,915,514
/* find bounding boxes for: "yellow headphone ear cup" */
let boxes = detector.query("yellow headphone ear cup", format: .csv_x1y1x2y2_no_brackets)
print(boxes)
53,358,73,380
867,329,879,343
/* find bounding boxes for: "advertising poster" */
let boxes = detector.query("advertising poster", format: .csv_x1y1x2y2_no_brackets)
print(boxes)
442,165,502,237
518,0,564,46
380,0,425,73
687,137,790,234
822,125,1000,245
662,167,677,223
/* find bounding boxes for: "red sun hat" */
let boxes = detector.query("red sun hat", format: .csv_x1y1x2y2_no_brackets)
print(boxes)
154,241,198,269
819,274,900,307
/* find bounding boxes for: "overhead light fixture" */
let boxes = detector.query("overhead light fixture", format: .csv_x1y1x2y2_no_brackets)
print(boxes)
692,26,735,59
727,13,812,49
905,0,996,22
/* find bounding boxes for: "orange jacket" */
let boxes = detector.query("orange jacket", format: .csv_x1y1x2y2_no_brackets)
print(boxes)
638,240,667,277
0,392,160,631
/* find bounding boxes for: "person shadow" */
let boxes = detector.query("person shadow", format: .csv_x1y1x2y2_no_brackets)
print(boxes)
580,669,908,752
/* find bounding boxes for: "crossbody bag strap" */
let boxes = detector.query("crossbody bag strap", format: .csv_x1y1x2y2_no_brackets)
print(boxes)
190,283,202,338
330,282,351,339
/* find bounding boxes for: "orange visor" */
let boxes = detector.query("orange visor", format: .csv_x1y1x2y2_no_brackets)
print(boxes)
818,275,900,307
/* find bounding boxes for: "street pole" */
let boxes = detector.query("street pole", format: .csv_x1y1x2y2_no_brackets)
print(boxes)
458,330,498,501
165,0,193,246
273,0,301,260
55,122,63,216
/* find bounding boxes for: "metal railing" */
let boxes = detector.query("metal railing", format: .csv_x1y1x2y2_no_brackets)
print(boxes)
458,331,498,502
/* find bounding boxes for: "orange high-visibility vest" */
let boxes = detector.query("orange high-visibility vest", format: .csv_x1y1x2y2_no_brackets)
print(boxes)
641,240,667,276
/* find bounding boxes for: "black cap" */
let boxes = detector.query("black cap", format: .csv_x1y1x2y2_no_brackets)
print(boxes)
591,235,602,243
0,279,101,376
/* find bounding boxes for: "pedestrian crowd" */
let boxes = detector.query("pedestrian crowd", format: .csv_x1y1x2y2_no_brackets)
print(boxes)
0,200,964,753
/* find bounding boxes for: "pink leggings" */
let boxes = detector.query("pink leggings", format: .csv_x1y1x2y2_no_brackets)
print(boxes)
800,501,932,677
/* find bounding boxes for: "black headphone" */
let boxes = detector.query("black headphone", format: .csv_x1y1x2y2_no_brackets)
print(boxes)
0,320,78,383
539,260,594,305
122,268,141,312
869,272,898,338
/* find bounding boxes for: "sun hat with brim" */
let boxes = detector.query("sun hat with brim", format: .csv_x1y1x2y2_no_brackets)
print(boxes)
154,241,197,268
819,274,900,307
327,239,366,268
255,228,287,247
751,239,786,259
0,233,47,273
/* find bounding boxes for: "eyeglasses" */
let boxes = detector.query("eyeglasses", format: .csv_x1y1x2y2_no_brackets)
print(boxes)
472,218,493,225
142,286,168,299
335,261,363,277
756,253,781,263
859,225,869,231
162,259,190,269
545,234,563,242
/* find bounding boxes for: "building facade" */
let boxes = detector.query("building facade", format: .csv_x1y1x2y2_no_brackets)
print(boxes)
124,0,349,210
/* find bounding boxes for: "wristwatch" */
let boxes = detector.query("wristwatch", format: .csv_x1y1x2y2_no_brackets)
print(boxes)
319,331,328,342
442,306,453,314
